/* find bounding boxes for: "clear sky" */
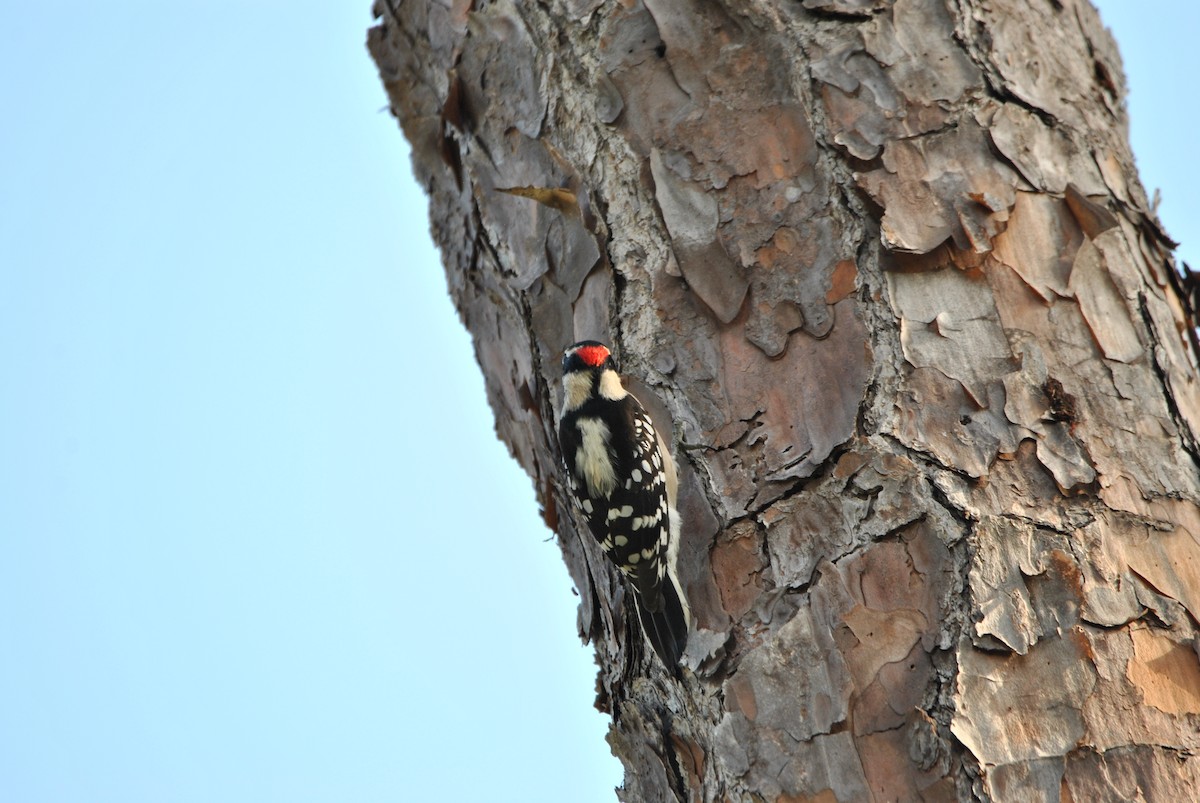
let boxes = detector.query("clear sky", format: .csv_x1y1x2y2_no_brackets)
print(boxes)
0,2,1195,801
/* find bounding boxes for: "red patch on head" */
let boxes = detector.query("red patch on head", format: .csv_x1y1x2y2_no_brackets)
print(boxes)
576,344,610,367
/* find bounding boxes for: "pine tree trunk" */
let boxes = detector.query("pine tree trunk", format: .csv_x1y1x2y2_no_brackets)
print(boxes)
369,0,1200,799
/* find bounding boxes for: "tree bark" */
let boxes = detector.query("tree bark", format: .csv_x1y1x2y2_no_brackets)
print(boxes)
368,0,1200,799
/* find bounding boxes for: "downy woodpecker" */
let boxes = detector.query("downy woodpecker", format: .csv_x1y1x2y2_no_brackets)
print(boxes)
558,340,690,669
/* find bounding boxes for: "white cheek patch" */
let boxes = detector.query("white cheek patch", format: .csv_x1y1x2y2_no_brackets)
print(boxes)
598,369,629,401
563,372,594,412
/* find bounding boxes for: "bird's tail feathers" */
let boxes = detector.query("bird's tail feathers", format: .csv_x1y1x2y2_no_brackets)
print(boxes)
635,577,689,672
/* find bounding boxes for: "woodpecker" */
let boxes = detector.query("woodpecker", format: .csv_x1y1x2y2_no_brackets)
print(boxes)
558,340,690,669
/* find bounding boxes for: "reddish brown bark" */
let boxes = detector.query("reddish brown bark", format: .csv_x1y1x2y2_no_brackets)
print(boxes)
370,0,1200,799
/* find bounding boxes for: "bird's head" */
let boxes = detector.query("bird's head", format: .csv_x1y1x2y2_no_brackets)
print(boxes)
562,340,627,410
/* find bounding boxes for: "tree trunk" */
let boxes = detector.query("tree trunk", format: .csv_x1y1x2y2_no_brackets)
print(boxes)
368,0,1200,799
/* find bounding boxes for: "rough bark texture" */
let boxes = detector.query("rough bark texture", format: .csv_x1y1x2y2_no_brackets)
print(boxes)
369,0,1200,799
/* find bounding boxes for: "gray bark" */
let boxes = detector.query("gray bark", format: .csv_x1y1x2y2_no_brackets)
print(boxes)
369,0,1200,799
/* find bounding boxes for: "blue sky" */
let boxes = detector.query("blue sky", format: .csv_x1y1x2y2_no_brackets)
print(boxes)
0,2,1195,801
